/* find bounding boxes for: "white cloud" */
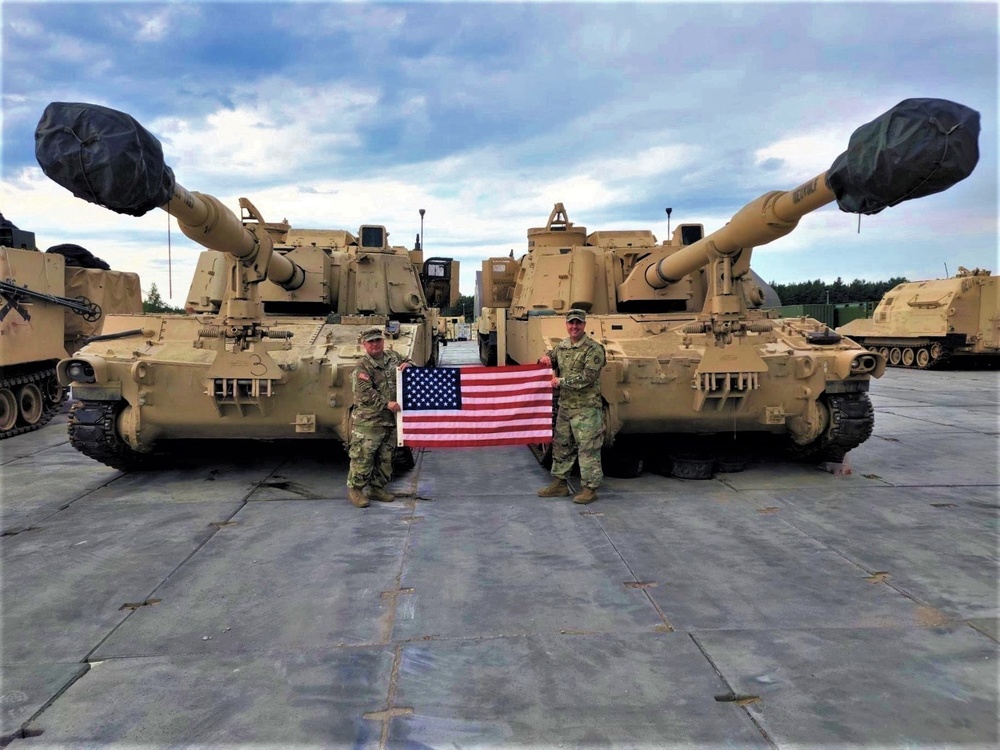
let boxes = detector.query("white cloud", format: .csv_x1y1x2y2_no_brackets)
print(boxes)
3,2,994,303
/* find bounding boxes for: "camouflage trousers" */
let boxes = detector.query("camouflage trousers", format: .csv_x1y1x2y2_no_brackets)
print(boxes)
550,405,605,489
347,422,395,489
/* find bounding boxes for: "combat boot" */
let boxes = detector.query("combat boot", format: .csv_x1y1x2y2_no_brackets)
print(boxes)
537,478,570,497
368,486,395,503
348,487,370,508
573,487,598,504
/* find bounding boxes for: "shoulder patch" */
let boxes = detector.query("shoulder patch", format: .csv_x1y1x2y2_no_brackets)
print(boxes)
357,372,371,381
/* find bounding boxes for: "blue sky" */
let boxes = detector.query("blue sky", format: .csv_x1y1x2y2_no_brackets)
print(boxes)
2,1,996,304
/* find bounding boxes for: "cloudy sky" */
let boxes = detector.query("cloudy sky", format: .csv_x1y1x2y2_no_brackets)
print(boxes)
2,1,996,305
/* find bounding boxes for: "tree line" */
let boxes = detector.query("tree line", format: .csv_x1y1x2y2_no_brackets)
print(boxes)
769,277,908,306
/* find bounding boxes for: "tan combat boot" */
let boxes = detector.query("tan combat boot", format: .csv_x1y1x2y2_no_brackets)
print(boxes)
348,487,370,508
573,487,598,504
537,478,570,497
369,486,395,503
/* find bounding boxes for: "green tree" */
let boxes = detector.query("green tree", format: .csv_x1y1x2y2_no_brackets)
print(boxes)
442,294,475,321
143,283,183,313
769,277,908,306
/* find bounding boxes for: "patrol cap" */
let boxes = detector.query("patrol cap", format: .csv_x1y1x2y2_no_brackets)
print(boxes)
565,308,587,322
360,327,385,342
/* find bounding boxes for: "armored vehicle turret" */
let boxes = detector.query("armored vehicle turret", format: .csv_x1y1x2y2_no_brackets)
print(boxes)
480,98,980,475
35,102,454,470
0,214,141,438
837,268,998,368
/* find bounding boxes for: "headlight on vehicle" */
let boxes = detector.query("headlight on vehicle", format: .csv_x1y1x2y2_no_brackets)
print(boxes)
66,360,96,383
850,354,878,374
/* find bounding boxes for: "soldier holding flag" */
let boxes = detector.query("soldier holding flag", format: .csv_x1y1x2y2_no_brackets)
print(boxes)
536,309,607,504
347,327,412,508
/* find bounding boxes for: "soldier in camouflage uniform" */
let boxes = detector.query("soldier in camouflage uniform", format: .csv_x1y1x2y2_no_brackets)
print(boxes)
347,327,412,508
536,309,606,504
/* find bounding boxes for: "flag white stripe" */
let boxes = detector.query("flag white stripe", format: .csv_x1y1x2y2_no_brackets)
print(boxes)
402,429,552,442
461,371,552,383
462,395,552,405
402,418,554,429
403,407,553,418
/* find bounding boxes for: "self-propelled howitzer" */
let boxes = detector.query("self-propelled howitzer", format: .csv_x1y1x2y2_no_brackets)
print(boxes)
35,102,453,470
492,98,980,476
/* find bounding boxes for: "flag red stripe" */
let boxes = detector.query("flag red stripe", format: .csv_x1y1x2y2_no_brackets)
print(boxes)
403,437,552,447
463,386,551,396
403,413,551,424
457,365,548,375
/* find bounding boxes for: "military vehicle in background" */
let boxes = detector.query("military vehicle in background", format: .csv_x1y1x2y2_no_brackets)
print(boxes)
35,102,456,471
0,214,142,438
476,255,519,366
439,315,468,342
837,267,999,368
477,98,980,477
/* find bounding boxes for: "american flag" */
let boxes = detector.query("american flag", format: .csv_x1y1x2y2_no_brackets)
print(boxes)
397,365,553,448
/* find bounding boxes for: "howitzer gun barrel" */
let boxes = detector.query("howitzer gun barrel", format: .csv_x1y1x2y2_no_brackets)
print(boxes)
646,97,980,289
34,102,304,290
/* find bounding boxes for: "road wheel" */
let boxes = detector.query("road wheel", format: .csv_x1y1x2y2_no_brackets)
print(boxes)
901,347,915,367
888,347,902,366
878,347,890,360
17,383,44,425
929,342,943,360
45,374,64,404
915,348,931,368
0,389,16,431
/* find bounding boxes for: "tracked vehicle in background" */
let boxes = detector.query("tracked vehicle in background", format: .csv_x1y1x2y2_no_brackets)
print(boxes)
479,98,980,476
837,268,998,368
35,102,455,471
0,214,141,438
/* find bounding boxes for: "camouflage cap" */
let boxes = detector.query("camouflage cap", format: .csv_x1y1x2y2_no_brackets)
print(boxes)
360,327,385,342
565,308,587,322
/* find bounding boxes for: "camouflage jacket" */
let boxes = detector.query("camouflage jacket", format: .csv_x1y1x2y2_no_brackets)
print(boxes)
351,350,411,426
547,334,606,410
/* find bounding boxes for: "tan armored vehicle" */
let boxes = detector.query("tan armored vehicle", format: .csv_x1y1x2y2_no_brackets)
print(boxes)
476,255,520,365
35,102,455,470
837,268,998,368
479,98,980,476
0,215,141,438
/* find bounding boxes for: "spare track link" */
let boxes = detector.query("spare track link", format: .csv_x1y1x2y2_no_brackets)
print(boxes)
0,367,64,440
68,400,153,471
821,392,875,462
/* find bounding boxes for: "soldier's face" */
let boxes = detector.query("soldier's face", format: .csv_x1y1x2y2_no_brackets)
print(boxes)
363,338,385,357
566,319,585,342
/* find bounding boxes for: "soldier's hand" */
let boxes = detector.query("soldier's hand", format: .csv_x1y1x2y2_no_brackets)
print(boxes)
399,362,410,371
538,355,552,367
388,401,402,413
550,376,560,388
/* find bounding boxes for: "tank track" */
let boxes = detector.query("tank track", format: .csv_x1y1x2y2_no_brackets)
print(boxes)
813,392,875,462
0,367,64,440
67,400,156,471
862,340,952,370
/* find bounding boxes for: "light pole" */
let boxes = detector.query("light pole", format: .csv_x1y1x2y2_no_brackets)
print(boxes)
665,207,672,237
419,208,425,251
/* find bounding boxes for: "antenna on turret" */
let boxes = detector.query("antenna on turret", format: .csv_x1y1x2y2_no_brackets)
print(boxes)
665,207,672,237
419,208,426,252
944,262,949,278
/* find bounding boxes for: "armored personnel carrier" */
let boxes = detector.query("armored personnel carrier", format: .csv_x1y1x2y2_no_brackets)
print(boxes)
0,214,141,438
479,98,980,475
35,102,455,471
837,268,998,368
